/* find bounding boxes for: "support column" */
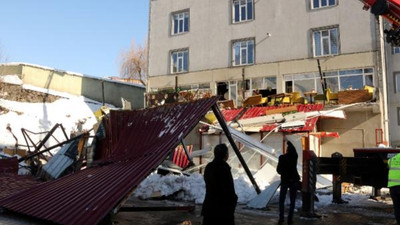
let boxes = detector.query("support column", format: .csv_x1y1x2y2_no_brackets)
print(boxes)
211,104,261,194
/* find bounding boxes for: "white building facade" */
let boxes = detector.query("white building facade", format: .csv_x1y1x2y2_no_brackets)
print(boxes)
147,0,400,152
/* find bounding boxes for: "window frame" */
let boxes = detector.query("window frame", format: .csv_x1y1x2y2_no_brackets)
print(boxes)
395,72,400,94
232,0,254,23
171,10,190,35
311,0,337,10
284,67,374,94
393,47,400,54
170,49,189,74
312,26,340,57
232,38,255,66
398,107,400,126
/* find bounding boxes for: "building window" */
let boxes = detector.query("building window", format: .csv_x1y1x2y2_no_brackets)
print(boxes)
313,27,339,57
233,0,254,23
284,68,374,94
312,0,337,9
395,73,400,93
251,77,277,96
171,49,189,73
179,83,210,91
394,47,400,54
232,39,254,66
398,107,400,126
172,11,189,35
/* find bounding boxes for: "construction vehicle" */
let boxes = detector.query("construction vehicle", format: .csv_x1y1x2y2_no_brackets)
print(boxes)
361,0,400,45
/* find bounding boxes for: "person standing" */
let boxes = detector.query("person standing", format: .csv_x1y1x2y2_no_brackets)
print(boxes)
388,153,400,225
277,141,300,225
202,143,238,225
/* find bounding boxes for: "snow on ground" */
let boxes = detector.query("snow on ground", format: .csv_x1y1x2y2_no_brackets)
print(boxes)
0,75,393,213
134,170,392,215
0,75,110,173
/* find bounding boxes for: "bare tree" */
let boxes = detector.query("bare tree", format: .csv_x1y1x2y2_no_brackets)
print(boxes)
119,39,148,86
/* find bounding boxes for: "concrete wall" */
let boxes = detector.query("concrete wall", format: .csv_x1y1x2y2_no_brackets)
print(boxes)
0,64,23,76
386,46,400,147
148,0,376,77
0,63,145,109
318,108,382,157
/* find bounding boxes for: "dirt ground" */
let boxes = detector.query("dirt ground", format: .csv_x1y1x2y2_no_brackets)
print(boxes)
110,194,396,225
0,82,60,104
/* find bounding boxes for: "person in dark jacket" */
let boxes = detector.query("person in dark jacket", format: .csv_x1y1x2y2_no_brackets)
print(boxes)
202,143,238,225
277,141,301,225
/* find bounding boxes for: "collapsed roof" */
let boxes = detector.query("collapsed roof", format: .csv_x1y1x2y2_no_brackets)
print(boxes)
0,97,219,225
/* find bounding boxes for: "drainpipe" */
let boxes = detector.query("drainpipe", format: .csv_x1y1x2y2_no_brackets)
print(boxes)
378,17,390,144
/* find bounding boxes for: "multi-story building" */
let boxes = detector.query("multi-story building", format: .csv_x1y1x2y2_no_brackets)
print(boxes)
147,0,399,155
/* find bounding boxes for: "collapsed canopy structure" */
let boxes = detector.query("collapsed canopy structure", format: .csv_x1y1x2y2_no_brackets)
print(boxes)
0,97,219,225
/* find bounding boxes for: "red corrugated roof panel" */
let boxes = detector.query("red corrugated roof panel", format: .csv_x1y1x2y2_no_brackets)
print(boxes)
241,107,268,119
221,108,243,121
0,175,42,199
261,118,319,132
0,97,219,225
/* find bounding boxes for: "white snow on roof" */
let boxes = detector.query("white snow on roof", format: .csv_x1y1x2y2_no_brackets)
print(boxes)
0,75,23,85
0,62,145,89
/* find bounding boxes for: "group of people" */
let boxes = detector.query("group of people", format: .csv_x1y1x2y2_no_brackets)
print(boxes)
202,141,400,225
202,141,300,225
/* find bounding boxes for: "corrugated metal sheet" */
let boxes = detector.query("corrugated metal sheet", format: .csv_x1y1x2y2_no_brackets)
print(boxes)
0,97,219,225
231,104,324,120
219,105,323,133
261,117,319,132
221,108,243,121
0,157,18,175
0,175,42,199
40,139,80,180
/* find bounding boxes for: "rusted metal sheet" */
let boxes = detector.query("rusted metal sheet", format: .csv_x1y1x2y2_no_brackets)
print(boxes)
0,157,18,175
0,175,42,199
0,97,218,225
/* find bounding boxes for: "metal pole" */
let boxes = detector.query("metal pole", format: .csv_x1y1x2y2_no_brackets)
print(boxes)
101,81,105,106
180,138,193,163
242,68,246,100
317,59,327,103
211,104,261,194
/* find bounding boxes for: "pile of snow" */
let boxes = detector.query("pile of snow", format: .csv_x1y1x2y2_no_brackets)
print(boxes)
134,173,206,204
0,75,112,174
134,171,274,204
0,75,23,85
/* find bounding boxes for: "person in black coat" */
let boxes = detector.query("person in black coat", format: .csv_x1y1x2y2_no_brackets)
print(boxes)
202,143,238,225
277,141,301,225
